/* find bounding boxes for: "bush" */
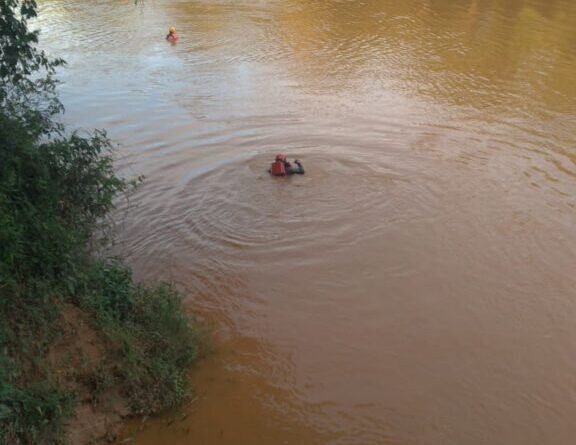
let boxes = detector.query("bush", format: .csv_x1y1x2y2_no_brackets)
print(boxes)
0,380,72,445
0,113,129,284
79,260,199,414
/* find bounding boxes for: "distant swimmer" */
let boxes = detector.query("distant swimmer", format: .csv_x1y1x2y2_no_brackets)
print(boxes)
269,154,305,176
166,26,179,43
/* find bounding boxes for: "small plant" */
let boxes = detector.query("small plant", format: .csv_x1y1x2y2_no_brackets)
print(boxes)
0,378,72,445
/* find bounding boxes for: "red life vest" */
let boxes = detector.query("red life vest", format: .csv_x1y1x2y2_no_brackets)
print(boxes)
270,160,286,176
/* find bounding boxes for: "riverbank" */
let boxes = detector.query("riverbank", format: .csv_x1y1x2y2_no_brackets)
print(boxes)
43,273,201,445
0,2,202,443
0,113,202,444
0,175,202,445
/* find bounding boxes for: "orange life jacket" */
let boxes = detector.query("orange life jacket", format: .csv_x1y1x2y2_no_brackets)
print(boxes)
270,160,286,176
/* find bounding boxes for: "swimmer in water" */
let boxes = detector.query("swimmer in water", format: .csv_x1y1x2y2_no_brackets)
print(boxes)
269,154,305,176
166,26,179,43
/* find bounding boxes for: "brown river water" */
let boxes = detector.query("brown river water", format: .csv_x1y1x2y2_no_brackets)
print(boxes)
36,0,576,444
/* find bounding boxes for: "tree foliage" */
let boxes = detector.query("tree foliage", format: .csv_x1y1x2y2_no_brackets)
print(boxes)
0,0,129,294
0,0,65,135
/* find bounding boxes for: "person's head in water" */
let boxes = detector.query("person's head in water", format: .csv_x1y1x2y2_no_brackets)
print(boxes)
166,26,178,41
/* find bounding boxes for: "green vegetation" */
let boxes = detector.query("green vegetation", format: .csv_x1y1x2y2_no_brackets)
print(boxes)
77,260,198,415
0,1,199,443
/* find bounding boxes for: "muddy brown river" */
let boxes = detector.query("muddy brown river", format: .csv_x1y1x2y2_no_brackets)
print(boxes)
37,0,576,444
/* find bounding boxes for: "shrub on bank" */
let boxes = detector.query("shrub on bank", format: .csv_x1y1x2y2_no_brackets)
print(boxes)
79,260,199,414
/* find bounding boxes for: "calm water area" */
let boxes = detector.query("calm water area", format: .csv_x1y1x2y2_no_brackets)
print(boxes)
36,0,576,444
